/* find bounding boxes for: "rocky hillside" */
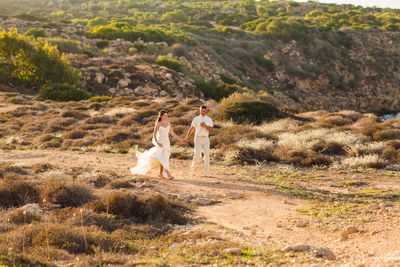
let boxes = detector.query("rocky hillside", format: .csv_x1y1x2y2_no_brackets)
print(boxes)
0,0,399,114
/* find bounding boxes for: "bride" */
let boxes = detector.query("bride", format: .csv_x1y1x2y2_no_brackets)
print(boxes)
130,110,183,179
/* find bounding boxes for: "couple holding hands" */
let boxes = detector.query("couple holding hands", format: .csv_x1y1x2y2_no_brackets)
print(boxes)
130,105,213,179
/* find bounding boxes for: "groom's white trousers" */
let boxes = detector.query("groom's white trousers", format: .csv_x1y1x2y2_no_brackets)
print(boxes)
191,136,210,175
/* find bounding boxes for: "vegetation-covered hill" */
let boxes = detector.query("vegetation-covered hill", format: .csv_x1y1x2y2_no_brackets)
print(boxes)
0,0,399,114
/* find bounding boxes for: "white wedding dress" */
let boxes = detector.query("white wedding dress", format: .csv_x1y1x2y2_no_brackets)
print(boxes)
130,124,170,175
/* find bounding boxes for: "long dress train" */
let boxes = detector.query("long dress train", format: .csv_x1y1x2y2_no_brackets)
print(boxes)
130,125,170,175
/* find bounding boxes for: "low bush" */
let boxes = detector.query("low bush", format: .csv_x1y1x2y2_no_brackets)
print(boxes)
387,140,400,149
213,92,287,124
39,83,89,101
89,95,112,102
224,138,277,165
60,110,89,120
275,148,331,167
29,224,136,254
95,40,109,49
25,28,46,38
252,54,274,72
109,179,134,189
195,79,240,101
47,38,82,54
316,115,353,128
212,125,275,149
63,130,88,139
32,162,54,173
0,180,40,208
87,192,186,223
85,115,115,124
98,132,139,144
382,147,398,160
311,141,346,155
171,43,185,57
155,56,183,72
354,123,383,138
40,181,93,207
338,154,386,169
372,129,400,141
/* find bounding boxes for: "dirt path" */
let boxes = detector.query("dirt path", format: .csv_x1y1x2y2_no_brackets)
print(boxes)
2,149,400,265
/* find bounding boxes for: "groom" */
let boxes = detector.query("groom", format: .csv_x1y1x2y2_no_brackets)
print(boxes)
183,105,214,177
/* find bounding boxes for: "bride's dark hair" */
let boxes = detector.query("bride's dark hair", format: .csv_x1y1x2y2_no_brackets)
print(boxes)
156,110,168,125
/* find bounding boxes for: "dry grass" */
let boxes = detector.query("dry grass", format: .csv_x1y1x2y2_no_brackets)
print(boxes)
373,129,400,141
85,115,115,125
104,106,136,117
8,209,42,225
277,129,363,152
311,141,346,155
0,180,40,208
345,142,385,157
256,118,302,135
86,192,186,224
32,163,55,173
315,114,353,128
334,154,386,169
60,110,89,120
63,130,88,139
212,125,275,149
40,180,94,208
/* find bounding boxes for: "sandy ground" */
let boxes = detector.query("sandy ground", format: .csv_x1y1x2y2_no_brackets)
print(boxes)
2,149,400,265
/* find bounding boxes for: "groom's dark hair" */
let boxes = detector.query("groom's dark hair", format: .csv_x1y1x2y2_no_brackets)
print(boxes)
200,105,207,110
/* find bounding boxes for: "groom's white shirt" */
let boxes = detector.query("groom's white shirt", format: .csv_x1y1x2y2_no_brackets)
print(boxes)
191,115,213,137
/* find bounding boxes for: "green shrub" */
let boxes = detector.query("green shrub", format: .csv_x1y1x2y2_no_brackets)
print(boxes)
0,28,80,88
219,74,236,85
347,78,358,89
155,56,183,72
252,54,274,72
47,38,81,54
89,95,112,102
171,43,185,57
25,28,46,38
39,83,89,101
213,92,287,124
88,16,108,27
86,23,190,45
196,79,240,101
95,40,109,49
11,13,48,22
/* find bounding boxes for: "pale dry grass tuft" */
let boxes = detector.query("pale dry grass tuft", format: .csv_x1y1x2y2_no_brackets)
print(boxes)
334,154,386,169
6,136,23,145
345,141,385,157
236,138,276,151
277,129,364,151
256,118,300,135
336,110,362,121
10,162,32,168
104,107,136,117
95,144,119,153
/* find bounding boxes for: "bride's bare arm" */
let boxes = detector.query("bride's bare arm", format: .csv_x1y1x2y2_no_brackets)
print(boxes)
153,123,163,147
